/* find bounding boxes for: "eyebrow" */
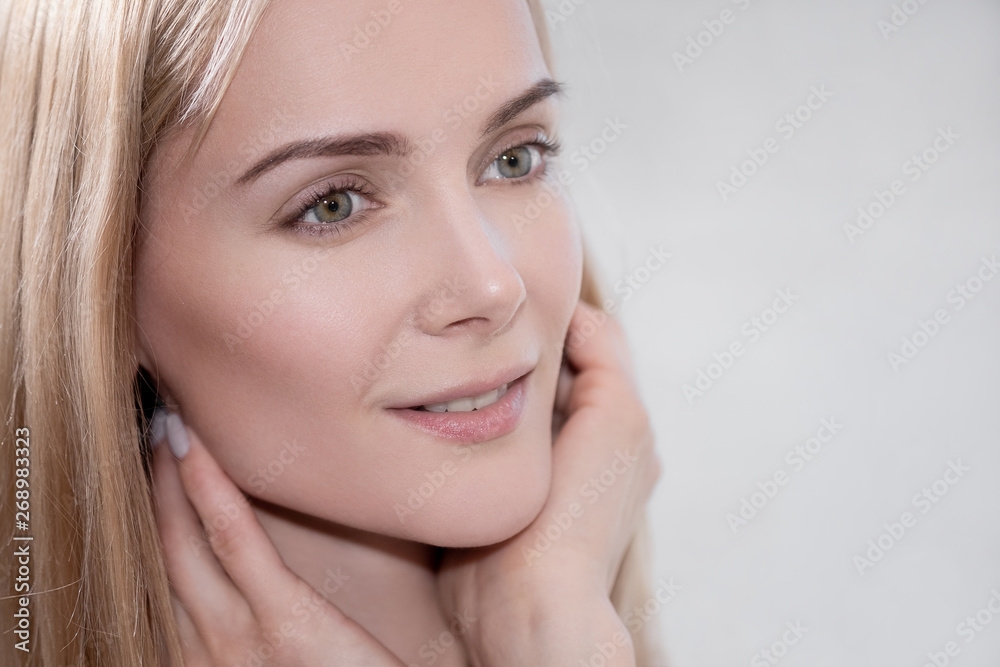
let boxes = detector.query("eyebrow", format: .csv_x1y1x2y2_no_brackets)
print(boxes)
233,77,564,188
235,133,412,186
478,78,563,137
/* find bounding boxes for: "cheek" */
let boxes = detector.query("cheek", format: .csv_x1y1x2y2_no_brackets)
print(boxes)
134,238,393,505
517,194,583,336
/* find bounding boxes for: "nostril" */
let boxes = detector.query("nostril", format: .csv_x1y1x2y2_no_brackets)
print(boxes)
446,317,482,329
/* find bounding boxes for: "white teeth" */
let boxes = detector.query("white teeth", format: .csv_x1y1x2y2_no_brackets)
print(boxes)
472,389,498,410
447,396,476,412
421,383,508,413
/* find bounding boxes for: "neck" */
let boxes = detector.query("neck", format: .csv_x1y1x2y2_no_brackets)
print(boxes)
251,498,470,666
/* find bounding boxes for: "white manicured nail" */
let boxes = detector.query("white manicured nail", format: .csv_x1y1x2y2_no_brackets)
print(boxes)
165,412,190,459
149,407,169,449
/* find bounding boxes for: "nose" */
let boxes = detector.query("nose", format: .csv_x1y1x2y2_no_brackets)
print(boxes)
412,188,526,339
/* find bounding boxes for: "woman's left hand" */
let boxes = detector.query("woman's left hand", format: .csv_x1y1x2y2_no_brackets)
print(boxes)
436,301,661,666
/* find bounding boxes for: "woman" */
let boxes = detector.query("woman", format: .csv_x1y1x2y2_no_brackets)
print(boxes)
0,0,662,664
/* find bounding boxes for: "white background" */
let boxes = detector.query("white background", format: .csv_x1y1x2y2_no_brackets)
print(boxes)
542,0,1000,664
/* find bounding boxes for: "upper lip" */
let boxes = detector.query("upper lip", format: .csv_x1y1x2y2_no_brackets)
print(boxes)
389,361,535,409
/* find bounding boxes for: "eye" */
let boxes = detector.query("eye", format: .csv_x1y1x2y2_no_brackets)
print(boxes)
480,135,561,183
303,190,360,224
489,145,539,179
281,175,381,238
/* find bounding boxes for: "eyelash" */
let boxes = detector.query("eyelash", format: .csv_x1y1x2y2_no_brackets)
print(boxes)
282,132,563,239
280,174,378,239
483,133,563,185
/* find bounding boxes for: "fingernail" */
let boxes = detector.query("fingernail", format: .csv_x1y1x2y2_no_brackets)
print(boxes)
165,412,190,459
149,406,170,449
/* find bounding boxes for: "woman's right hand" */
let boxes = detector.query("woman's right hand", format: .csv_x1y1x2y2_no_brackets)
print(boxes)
151,414,404,667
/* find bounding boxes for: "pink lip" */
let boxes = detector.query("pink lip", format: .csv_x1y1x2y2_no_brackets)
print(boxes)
387,369,532,444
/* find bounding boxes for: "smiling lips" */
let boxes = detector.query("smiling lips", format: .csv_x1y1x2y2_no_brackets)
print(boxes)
390,371,530,444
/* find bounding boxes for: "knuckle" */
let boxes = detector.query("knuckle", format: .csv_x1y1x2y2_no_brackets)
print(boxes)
205,517,246,563
201,628,242,664
219,608,263,648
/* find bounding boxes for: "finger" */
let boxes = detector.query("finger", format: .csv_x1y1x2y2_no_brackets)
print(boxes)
562,301,635,381
170,593,211,665
553,358,575,414
550,359,575,438
560,303,642,417
169,414,319,618
152,438,250,639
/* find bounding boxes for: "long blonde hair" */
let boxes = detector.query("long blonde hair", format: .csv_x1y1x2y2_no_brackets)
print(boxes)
0,1,661,664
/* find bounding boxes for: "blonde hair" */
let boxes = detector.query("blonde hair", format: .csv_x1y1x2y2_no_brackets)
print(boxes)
0,1,662,664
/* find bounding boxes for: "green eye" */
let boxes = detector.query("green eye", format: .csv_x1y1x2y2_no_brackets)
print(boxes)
283,175,381,238
496,146,534,178
483,144,544,181
304,191,354,224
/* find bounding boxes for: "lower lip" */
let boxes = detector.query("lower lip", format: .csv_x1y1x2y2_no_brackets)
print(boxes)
388,374,529,444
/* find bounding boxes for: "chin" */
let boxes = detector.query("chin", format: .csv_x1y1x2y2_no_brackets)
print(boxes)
395,432,554,549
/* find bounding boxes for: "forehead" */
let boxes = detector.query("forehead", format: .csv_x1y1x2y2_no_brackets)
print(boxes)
213,0,548,140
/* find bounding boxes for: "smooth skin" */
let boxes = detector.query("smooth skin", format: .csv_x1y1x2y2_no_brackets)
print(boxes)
152,304,658,665
136,0,660,664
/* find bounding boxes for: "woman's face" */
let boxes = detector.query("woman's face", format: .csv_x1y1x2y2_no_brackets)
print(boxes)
135,0,582,546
